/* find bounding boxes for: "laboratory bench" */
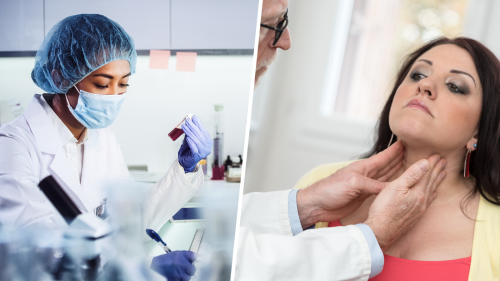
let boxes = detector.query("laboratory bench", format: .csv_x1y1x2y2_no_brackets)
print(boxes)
132,173,241,257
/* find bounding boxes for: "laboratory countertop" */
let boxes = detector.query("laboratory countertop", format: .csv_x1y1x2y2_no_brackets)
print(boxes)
136,175,241,257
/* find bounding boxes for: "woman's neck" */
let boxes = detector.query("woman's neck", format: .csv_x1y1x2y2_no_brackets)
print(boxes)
391,144,474,203
44,93,86,139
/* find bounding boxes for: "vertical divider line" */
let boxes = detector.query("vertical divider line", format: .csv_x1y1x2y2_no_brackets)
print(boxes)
169,0,172,48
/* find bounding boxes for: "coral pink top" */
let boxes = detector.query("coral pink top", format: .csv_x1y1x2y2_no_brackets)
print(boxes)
327,221,471,280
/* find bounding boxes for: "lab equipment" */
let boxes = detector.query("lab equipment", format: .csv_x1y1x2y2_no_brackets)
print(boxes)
223,156,233,172
169,114,193,141
146,229,172,253
68,86,126,129
170,207,203,223
226,166,242,183
102,180,156,281
39,176,113,280
31,14,137,94
200,157,208,176
196,188,239,281
223,155,242,182
189,228,205,254
0,227,63,281
211,105,225,180
178,115,213,173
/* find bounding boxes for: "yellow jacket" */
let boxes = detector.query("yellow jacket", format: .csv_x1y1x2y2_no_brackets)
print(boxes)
293,161,500,281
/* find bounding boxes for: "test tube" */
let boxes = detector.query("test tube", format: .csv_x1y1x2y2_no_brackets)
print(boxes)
211,105,225,180
168,114,193,141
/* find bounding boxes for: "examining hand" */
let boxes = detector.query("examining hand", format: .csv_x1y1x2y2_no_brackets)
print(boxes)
151,251,197,281
296,141,406,229
365,154,447,252
178,115,213,173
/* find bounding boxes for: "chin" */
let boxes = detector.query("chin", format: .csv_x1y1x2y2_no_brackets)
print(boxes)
254,67,268,87
391,114,434,147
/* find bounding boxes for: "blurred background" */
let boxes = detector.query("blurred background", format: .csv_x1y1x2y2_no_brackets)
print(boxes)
245,0,499,194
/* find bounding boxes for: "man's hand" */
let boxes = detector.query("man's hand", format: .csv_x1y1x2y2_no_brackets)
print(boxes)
365,154,447,252
151,251,197,281
296,141,406,229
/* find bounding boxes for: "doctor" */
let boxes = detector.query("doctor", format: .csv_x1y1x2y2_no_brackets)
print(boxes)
0,14,210,281
236,1,447,280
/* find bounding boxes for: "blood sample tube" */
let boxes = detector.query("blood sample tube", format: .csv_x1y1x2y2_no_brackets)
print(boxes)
168,114,193,141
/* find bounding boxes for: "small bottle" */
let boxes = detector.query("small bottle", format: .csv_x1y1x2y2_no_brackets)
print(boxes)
168,114,193,141
224,156,233,172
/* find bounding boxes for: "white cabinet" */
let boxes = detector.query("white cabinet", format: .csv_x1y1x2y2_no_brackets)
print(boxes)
44,0,171,50
0,0,44,51
171,0,258,49
0,0,258,53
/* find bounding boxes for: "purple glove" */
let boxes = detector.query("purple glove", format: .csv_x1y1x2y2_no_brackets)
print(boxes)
150,251,197,281
178,116,213,173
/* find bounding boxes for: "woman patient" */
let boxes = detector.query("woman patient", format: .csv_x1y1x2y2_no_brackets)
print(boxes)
294,37,500,280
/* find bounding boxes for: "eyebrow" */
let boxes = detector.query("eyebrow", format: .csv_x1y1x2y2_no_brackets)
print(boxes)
450,70,476,87
416,59,476,87
262,8,287,24
92,72,131,79
417,59,432,65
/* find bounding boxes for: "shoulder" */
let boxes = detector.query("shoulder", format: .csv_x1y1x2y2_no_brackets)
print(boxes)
469,195,500,279
478,195,500,223
293,160,358,190
0,116,34,147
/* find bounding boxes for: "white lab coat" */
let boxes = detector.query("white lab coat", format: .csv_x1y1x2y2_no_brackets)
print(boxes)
236,190,372,281
0,94,203,233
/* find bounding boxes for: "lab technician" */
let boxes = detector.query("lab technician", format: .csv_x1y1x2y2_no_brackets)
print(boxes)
236,1,447,280
0,14,210,281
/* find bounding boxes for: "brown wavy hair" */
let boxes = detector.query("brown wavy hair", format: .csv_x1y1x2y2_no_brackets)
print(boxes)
363,37,500,206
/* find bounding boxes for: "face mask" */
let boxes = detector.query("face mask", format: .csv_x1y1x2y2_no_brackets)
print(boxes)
66,86,126,129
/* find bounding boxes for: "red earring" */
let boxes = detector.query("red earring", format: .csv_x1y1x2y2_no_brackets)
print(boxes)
464,149,472,178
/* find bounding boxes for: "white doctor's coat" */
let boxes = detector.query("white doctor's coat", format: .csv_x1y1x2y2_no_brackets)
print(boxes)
236,190,372,281
0,94,203,232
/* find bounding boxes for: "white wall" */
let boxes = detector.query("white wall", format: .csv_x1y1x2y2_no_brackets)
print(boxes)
0,54,253,174
245,0,375,194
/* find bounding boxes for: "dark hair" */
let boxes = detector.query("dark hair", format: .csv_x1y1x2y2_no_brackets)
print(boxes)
363,37,500,206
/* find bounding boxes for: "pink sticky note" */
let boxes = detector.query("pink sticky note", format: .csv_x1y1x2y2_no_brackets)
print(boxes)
176,52,197,72
149,50,171,69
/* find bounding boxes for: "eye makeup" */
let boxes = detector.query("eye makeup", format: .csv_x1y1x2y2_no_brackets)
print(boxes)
446,78,470,95
408,66,430,81
408,63,473,95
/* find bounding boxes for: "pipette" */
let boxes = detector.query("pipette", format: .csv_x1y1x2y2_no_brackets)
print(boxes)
168,114,193,141
146,229,172,253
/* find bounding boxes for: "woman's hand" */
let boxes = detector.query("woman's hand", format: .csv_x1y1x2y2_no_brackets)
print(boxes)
178,116,213,173
150,251,197,281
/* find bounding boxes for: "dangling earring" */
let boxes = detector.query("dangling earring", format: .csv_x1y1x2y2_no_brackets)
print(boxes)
464,143,477,178
387,133,395,149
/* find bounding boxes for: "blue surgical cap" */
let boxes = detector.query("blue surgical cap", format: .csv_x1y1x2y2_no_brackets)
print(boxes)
32,14,137,93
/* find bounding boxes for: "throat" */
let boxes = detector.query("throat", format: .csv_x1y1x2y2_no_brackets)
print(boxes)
391,147,474,201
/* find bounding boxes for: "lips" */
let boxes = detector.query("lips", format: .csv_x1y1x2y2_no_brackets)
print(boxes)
406,99,433,117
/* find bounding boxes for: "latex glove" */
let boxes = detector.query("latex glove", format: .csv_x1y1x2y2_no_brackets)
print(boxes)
151,251,197,281
178,115,213,173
